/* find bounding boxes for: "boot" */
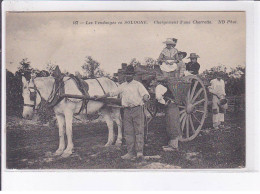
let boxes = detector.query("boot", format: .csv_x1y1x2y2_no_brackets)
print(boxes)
162,139,178,151
169,139,178,148
136,152,144,160
213,122,220,130
121,153,135,160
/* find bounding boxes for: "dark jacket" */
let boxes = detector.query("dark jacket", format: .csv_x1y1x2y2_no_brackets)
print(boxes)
186,62,200,75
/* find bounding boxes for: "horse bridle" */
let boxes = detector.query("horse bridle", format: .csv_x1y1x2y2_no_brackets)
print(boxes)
23,76,71,111
24,79,42,111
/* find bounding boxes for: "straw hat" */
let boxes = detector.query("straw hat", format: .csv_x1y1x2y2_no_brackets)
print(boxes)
188,53,200,59
178,51,187,58
219,98,228,106
163,38,177,45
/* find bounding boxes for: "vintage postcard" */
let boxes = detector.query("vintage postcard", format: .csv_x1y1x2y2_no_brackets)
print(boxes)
4,11,246,170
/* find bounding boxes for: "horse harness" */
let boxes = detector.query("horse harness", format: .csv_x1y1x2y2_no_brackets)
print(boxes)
24,78,42,111
24,75,67,111
24,75,107,115
69,76,107,115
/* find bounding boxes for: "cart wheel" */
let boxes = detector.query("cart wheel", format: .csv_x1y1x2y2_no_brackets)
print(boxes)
178,75,208,142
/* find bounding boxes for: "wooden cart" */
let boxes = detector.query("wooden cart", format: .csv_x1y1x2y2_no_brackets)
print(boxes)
115,64,208,142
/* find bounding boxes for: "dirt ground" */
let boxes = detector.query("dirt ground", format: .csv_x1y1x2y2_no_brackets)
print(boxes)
6,111,245,169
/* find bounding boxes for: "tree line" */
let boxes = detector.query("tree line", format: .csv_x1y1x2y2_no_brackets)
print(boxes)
6,56,107,117
6,57,245,117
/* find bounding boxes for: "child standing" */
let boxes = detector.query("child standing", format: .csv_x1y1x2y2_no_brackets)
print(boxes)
176,51,187,78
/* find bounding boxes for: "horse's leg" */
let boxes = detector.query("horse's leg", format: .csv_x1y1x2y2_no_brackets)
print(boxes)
114,108,123,146
61,110,74,158
101,109,115,147
54,113,66,156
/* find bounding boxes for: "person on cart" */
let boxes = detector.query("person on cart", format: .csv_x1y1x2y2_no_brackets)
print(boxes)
176,51,187,78
151,79,181,151
95,65,150,160
158,38,179,77
186,53,201,75
208,72,228,129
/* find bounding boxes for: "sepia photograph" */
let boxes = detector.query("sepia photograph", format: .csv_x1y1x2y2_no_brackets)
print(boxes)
4,11,246,170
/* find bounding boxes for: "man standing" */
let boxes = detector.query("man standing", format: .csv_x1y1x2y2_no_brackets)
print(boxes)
208,73,227,129
95,65,150,160
153,80,181,151
186,53,201,75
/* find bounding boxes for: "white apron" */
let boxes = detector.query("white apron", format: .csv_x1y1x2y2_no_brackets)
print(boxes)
160,60,178,72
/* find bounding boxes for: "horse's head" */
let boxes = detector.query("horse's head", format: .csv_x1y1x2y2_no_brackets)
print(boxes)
22,76,55,119
22,76,39,119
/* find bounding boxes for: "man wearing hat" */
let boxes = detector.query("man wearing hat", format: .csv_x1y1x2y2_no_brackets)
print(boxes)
186,53,201,75
95,65,150,160
208,72,228,129
158,38,179,77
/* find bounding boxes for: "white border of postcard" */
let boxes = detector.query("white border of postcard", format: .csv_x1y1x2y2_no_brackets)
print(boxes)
1,0,260,190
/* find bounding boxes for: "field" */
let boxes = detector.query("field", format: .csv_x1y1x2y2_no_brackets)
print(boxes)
6,111,245,169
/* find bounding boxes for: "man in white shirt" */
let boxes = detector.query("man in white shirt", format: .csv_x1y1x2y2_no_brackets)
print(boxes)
208,74,228,129
95,65,150,160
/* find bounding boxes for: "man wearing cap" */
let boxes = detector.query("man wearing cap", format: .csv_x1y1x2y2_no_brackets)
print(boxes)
208,73,228,129
95,65,150,160
186,53,201,75
158,38,179,77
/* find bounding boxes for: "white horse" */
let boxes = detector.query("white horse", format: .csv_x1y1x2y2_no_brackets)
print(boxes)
22,76,122,158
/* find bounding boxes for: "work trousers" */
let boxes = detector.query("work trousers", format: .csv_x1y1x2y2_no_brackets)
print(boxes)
123,106,145,154
212,95,226,127
165,102,181,140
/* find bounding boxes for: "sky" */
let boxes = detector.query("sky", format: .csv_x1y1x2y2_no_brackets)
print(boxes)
5,11,246,75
